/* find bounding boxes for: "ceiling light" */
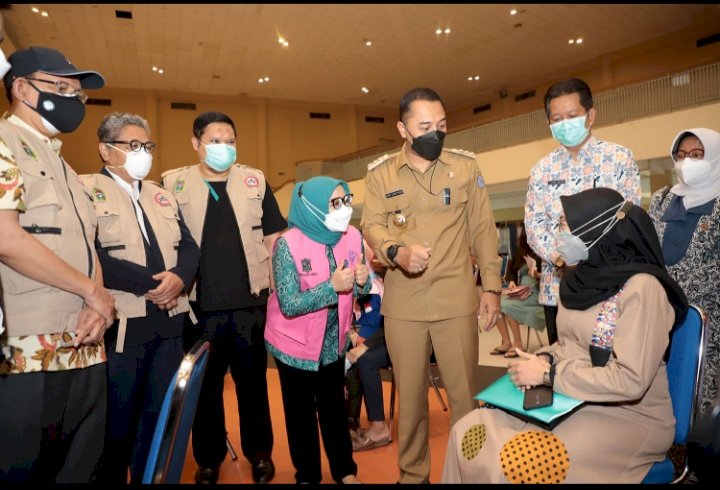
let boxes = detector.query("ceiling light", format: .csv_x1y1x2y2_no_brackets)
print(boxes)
278,36,285,44
31,7,39,13
158,69,164,74
283,41,289,47
264,77,270,82
474,76,480,80
510,9,517,15
568,39,574,44
361,87,369,93
152,66,158,71
435,28,443,35
444,28,451,34
576,38,583,44
41,11,49,17
258,78,264,83
467,76,473,81
365,39,372,47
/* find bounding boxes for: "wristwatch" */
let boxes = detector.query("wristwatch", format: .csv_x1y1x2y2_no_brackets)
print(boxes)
386,245,401,265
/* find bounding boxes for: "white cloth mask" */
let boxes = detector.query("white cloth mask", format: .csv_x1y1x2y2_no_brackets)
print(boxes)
557,200,626,266
107,144,153,180
324,205,353,232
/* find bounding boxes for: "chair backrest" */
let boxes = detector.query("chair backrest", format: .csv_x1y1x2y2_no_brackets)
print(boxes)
666,304,707,445
142,340,210,484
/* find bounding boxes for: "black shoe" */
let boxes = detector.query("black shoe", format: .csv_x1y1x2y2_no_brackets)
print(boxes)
252,458,275,484
194,466,220,484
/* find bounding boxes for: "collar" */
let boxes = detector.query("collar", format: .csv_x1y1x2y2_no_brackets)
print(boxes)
558,134,599,160
661,193,715,222
104,166,141,200
3,112,63,154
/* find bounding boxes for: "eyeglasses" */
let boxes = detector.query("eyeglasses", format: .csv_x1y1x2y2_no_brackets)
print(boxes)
23,77,88,103
329,194,353,210
106,140,158,154
672,149,705,161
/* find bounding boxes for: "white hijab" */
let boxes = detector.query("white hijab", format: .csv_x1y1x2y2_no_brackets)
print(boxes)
670,127,720,210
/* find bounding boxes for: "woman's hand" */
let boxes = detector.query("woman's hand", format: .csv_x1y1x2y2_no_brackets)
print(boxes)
354,262,369,287
332,263,355,292
507,349,551,390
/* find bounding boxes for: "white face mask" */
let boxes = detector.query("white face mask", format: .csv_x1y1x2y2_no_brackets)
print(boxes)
0,48,11,79
557,200,626,266
107,144,153,181
41,116,61,136
324,204,353,232
675,157,713,187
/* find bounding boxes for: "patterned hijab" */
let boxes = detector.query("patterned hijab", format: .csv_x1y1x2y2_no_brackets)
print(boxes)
559,187,688,327
288,176,351,246
670,127,720,209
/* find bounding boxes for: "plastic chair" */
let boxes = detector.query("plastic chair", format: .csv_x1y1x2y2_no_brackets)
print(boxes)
142,339,210,484
642,304,707,484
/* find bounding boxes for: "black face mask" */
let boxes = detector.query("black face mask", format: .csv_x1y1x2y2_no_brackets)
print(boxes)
24,82,86,133
405,126,446,161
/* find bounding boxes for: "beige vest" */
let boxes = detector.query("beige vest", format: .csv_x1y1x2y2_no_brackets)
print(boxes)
0,120,98,337
162,163,270,299
79,173,191,320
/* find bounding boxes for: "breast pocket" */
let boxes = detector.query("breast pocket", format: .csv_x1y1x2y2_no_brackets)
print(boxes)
95,201,124,248
383,194,411,231
158,204,182,244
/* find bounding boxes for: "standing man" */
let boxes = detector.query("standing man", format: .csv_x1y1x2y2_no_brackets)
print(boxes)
80,112,200,483
0,46,114,482
361,87,502,484
524,78,641,344
162,111,287,484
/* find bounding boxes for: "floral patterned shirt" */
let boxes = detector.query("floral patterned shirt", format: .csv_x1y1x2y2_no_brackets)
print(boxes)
266,237,369,371
0,116,106,374
524,136,641,306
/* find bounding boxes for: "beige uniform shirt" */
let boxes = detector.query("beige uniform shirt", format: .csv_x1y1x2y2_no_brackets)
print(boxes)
361,145,502,322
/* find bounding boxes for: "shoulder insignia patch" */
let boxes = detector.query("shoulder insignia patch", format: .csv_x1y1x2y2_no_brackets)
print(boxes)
92,187,108,203
155,192,171,207
367,153,392,171
476,174,485,188
20,140,38,160
174,179,185,192
245,176,259,187
445,148,476,159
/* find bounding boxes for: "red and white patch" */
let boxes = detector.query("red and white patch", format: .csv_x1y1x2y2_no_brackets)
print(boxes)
155,192,171,206
245,176,259,188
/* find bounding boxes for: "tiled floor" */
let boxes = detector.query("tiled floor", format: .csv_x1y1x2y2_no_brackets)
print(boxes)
179,322,547,484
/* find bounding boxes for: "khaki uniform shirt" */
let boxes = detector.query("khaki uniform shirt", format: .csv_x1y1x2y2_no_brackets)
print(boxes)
360,145,502,322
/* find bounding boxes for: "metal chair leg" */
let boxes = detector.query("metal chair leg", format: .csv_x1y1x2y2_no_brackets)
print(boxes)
388,373,396,443
226,435,238,461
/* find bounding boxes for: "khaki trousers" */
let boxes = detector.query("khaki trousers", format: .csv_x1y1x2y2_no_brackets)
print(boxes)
384,314,479,483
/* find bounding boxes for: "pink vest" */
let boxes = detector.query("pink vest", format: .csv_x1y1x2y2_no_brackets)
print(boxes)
265,226,362,362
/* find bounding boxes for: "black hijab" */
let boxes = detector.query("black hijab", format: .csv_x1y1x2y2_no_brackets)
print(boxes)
559,188,688,327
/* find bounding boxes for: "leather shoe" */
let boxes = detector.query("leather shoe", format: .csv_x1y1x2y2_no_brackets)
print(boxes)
194,466,220,484
252,458,275,484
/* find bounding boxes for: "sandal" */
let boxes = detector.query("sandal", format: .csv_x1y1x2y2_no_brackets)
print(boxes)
352,434,391,452
504,350,520,358
490,347,510,355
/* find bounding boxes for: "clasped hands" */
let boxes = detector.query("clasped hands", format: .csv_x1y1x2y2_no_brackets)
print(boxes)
332,260,369,292
507,349,551,392
145,271,185,311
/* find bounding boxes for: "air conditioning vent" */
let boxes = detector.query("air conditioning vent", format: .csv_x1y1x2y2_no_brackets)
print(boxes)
309,112,331,119
86,98,112,106
514,90,536,102
171,102,197,111
115,10,132,19
473,103,491,114
696,32,720,48
365,116,385,123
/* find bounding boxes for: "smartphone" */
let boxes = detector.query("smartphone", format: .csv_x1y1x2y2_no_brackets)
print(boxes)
523,385,554,410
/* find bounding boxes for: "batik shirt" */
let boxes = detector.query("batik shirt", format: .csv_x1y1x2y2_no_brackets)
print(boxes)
524,136,641,306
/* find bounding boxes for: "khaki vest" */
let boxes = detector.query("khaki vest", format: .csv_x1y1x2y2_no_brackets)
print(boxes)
162,163,270,299
0,120,97,337
79,173,191,320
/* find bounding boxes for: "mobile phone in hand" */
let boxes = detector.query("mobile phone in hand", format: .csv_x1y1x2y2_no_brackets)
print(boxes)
523,385,554,410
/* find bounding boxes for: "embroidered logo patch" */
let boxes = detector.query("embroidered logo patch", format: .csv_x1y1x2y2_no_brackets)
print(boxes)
174,179,185,192
92,187,107,203
476,175,485,188
20,140,37,160
348,250,358,265
301,258,312,272
245,176,259,187
155,192,171,206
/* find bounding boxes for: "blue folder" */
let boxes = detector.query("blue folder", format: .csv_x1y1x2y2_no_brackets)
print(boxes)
475,373,585,430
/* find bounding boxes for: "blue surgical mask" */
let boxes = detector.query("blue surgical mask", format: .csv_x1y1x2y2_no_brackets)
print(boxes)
549,115,589,148
202,143,236,172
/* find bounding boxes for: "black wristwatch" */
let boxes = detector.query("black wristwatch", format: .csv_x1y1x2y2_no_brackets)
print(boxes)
386,244,401,264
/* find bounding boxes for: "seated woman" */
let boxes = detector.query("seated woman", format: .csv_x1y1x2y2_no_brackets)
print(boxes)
492,226,545,358
442,187,688,484
345,243,392,451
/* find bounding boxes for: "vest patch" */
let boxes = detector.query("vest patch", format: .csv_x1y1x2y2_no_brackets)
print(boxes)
92,187,107,202
20,140,37,160
155,192,171,206
174,179,185,192
476,174,485,188
301,258,312,272
245,176,259,188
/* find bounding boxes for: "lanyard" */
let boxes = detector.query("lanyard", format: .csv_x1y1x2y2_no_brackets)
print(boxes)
204,179,220,201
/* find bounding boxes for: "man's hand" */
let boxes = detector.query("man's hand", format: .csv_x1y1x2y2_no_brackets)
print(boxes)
145,271,184,306
83,284,115,327
395,244,431,275
478,291,501,331
74,305,109,347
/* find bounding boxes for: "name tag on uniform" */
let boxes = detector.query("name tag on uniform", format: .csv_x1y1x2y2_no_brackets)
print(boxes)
385,189,404,199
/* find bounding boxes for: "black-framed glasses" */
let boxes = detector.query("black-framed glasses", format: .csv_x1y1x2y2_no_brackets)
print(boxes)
672,149,705,161
23,77,88,103
106,140,158,154
329,194,353,210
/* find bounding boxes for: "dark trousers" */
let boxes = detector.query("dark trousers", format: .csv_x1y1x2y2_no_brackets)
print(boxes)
276,357,357,483
189,306,274,469
356,344,391,422
0,364,107,483
544,305,559,345
100,325,184,484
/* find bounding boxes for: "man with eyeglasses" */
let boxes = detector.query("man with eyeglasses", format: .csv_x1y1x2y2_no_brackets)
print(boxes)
0,46,115,482
78,112,200,483
162,111,287,484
